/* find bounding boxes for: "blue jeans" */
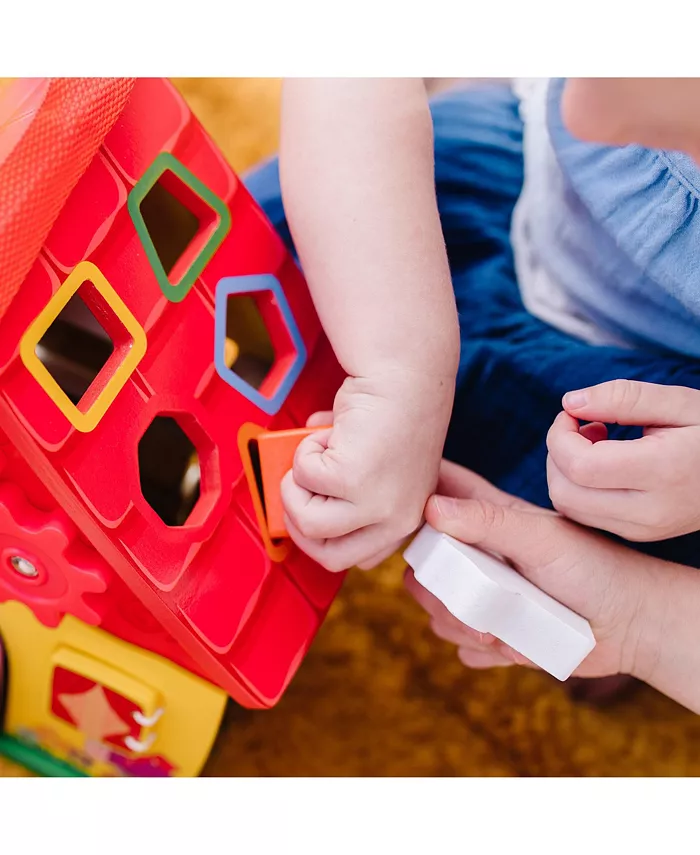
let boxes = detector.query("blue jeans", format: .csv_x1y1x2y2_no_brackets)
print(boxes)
245,85,700,568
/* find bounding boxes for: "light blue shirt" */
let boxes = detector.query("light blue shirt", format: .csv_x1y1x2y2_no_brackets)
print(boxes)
525,78,700,359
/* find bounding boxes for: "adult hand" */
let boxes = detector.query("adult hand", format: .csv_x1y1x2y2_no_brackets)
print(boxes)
405,460,647,678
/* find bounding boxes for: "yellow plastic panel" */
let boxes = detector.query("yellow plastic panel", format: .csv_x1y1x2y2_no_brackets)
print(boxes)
0,601,227,777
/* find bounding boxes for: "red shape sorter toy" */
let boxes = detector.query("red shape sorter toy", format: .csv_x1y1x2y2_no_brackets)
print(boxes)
0,78,346,778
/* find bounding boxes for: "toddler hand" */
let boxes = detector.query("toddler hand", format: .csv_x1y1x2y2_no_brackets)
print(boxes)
281,369,454,571
547,379,700,541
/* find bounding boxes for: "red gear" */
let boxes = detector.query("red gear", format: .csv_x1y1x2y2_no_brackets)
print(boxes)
0,481,110,627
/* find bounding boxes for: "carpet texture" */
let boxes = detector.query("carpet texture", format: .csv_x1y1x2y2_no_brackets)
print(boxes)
2,78,699,777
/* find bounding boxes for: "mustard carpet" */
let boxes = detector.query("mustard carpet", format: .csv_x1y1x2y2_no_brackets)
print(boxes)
2,78,699,777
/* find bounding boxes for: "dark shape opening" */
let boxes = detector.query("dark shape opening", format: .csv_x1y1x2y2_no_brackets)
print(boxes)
247,438,267,520
139,176,202,278
36,286,116,406
225,294,275,390
243,435,283,547
138,416,201,527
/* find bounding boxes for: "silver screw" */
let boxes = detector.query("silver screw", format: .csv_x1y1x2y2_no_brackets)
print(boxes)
10,556,39,579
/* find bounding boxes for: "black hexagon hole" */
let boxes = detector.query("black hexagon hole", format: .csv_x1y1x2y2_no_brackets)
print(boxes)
225,294,275,390
138,414,215,527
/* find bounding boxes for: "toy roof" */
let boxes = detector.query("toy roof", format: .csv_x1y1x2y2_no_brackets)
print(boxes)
0,78,345,708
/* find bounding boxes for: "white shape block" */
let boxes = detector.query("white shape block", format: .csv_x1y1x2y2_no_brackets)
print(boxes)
403,524,596,681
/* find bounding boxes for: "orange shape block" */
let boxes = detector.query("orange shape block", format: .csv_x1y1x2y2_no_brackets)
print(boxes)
257,426,329,540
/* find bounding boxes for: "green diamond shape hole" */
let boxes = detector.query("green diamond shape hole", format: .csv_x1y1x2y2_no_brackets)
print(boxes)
128,152,232,303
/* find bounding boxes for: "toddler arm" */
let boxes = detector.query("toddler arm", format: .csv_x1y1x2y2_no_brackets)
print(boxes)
280,78,459,382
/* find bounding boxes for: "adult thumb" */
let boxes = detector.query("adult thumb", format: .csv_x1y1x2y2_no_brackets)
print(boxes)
425,494,562,578
424,493,626,622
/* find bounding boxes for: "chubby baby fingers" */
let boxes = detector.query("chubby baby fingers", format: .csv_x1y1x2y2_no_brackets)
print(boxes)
546,410,654,490
291,428,338,496
546,455,641,524
284,517,398,572
306,411,334,428
280,470,364,540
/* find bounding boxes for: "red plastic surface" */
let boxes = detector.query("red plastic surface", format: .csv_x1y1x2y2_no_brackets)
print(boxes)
0,480,109,628
0,426,203,678
0,79,347,708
